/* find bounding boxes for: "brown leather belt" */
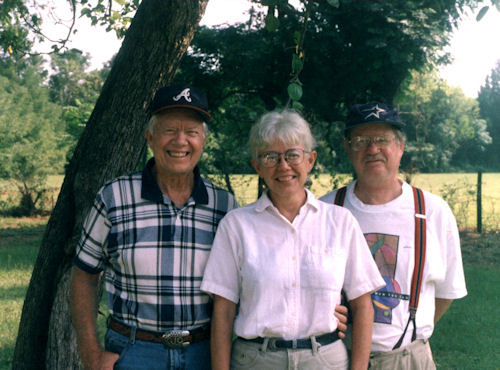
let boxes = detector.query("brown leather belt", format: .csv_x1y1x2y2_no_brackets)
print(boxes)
108,318,210,348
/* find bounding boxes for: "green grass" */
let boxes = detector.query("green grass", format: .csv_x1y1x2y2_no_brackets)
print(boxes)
0,223,44,370
1,219,499,369
431,266,500,369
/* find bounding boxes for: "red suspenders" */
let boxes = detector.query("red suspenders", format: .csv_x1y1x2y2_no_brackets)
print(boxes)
333,185,426,350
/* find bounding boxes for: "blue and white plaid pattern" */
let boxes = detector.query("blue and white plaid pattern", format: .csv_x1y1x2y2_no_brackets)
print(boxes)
74,159,238,332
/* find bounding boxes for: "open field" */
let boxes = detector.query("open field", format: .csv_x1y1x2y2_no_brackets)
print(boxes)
1,173,499,232
0,216,499,369
217,172,500,231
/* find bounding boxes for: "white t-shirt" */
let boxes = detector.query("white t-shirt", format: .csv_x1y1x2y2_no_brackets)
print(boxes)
201,189,385,341
320,181,467,352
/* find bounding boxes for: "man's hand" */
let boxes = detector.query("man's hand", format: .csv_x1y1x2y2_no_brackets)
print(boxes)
334,304,349,339
72,267,119,370
93,349,120,370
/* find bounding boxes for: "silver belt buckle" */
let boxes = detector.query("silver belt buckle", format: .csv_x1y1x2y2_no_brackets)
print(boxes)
161,330,190,349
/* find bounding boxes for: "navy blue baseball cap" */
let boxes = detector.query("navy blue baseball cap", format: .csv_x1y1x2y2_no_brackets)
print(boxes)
345,102,405,131
150,84,212,122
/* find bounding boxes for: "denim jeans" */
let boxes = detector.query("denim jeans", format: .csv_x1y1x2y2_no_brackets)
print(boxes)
105,328,211,370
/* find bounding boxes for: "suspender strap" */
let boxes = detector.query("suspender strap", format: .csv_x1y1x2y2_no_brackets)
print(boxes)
331,184,427,350
333,186,347,206
393,186,426,350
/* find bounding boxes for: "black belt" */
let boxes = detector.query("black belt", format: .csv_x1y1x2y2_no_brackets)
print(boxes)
108,317,210,348
240,331,339,350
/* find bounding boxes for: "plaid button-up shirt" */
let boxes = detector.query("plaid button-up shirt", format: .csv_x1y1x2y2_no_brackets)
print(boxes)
74,158,238,332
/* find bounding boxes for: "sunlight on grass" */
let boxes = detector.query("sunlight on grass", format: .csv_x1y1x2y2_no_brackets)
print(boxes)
0,228,41,369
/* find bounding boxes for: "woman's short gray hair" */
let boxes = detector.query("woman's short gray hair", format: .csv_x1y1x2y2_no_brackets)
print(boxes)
249,110,316,159
147,113,209,137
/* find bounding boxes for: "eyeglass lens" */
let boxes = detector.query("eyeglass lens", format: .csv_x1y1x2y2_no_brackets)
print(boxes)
259,149,305,167
349,135,394,151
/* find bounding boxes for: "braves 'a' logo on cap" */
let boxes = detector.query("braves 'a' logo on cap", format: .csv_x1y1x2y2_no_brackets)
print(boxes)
173,88,192,103
361,104,386,119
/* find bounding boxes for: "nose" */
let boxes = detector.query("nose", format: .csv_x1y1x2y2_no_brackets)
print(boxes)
276,154,292,169
172,130,188,144
366,139,380,154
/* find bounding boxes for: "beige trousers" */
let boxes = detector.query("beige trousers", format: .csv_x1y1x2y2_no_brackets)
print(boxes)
230,337,348,370
369,339,436,370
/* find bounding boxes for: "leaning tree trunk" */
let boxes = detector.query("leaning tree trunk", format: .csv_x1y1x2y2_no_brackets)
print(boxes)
12,1,209,368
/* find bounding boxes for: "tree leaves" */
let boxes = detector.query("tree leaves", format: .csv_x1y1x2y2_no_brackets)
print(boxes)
265,12,280,31
287,81,303,101
476,5,489,21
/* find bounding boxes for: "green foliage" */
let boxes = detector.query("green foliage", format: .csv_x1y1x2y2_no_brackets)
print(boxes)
395,71,491,172
0,61,66,215
0,0,33,57
478,61,500,170
78,0,138,38
439,178,476,228
48,49,108,158
176,1,475,178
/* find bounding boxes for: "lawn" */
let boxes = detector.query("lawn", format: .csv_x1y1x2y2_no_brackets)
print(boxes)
1,217,499,369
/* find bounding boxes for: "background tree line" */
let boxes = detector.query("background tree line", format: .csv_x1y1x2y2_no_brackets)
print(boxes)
1,0,500,218
0,1,499,366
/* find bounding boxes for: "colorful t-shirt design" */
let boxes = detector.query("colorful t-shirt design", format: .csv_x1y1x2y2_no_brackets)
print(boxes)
365,233,409,324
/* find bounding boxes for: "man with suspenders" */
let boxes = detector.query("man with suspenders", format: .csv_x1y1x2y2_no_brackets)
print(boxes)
320,102,467,369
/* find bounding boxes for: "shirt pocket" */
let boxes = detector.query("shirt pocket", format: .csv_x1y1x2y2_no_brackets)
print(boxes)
301,246,346,291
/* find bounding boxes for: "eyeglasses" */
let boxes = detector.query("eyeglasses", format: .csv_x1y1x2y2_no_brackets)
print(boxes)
258,148,309,168
348,135,396,152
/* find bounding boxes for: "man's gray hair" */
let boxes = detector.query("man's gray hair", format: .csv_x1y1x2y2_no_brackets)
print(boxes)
249,110,316,159
147,113,209,138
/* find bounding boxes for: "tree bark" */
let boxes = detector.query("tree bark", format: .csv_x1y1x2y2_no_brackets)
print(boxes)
12,1,209,368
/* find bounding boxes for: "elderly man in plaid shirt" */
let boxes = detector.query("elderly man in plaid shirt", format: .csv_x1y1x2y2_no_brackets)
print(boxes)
71,84,238,370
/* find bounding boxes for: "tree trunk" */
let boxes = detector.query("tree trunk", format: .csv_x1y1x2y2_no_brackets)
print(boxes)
12,1,209,368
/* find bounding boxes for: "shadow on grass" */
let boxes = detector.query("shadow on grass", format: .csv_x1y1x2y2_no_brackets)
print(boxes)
0,345,14,370
0,285,29,301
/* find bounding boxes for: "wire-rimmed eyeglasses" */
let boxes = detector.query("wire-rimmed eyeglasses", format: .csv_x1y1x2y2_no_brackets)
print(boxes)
348,135,396,152
258,148,309,168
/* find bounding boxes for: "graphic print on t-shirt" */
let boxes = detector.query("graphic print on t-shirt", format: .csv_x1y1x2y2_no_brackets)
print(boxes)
365,233,409,324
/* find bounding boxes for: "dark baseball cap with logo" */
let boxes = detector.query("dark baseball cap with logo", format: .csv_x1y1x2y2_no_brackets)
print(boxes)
150,84,212,122
345,102,405,132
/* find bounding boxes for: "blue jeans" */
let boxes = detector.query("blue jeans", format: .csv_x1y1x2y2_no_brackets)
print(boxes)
105,328,211,370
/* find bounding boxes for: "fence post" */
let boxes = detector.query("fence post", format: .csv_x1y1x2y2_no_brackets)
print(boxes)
477,170,482,233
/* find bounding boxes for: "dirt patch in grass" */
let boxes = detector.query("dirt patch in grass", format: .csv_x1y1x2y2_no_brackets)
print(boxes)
460,230,500,267
0,218,48,248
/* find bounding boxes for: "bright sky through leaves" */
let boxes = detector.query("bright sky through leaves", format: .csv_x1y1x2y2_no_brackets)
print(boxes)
40,0,500,98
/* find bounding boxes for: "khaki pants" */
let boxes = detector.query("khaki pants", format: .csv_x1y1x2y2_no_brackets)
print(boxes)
369,339,436,370
230,337,348,370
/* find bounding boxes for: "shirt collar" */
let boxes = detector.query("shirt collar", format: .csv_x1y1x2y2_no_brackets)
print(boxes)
141,158,209,204
254,188,319,213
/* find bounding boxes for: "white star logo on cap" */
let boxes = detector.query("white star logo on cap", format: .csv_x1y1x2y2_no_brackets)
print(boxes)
361,104,386,119
173,88,192,102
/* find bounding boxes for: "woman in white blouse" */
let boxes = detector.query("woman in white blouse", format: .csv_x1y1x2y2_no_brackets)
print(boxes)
201,110,384,370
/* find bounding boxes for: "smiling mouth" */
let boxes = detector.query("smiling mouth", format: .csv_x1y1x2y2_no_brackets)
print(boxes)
276,175,295,182
168,151,189,158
